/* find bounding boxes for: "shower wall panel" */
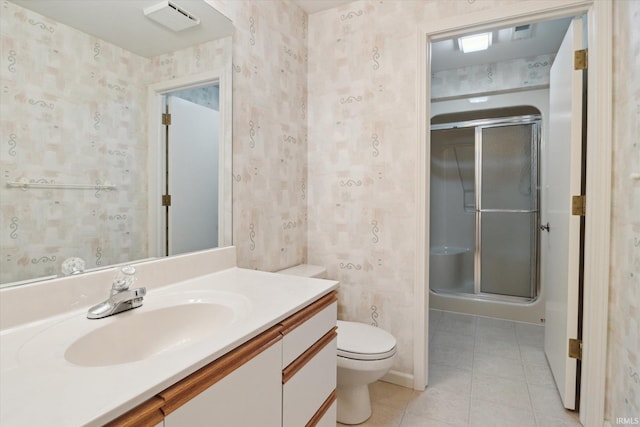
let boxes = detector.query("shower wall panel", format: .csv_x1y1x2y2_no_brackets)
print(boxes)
430,128,475,250
430,128,475,291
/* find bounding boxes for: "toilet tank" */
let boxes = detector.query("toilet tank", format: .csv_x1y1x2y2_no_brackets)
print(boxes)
276,264,327,279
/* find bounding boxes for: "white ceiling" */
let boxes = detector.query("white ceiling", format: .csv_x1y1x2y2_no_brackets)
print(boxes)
432,17,572,72
11,0,234,58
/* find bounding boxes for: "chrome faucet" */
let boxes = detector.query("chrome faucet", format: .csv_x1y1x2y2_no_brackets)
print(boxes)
87,266,146,319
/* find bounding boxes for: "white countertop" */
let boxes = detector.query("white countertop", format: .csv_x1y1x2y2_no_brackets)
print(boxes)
0,267,338,426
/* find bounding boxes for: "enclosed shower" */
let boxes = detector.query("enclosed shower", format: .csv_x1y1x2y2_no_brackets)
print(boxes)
429,107,541,302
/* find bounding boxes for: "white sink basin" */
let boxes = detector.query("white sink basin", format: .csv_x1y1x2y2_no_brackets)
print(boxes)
18,290,251,367
66,302,235,367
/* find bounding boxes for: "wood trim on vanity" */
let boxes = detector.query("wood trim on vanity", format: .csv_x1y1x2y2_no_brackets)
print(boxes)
104,396,164,427
279,291,337,336
282,327,337,384
306,389,337,427
158,325,283,416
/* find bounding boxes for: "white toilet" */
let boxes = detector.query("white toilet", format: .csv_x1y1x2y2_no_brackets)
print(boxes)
277,264,397,425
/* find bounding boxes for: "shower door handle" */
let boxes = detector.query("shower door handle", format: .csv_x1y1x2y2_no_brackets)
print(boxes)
540,222,551,232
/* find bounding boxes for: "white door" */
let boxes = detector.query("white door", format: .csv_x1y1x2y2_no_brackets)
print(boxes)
167,95,219,256
543,17,584,410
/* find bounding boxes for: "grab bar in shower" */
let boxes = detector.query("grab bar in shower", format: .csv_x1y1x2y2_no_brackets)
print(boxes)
476,209,538,213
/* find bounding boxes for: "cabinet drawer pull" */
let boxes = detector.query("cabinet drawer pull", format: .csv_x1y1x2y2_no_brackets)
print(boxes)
159,325,282,416
104,396,164,427
280,291,337,335
306,389,337,427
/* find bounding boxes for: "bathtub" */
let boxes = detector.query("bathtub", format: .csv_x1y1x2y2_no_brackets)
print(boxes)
429,246,470,292
428,245,544,324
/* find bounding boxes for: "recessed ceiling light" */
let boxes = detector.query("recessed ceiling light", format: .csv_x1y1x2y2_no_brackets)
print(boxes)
458,32,492,53
469,96,489,103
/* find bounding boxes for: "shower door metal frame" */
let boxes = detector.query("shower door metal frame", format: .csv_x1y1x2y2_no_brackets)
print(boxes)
431,114,541,303
475,119,541,300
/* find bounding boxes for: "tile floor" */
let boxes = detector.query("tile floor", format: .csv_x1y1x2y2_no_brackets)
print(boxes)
337,309,582,427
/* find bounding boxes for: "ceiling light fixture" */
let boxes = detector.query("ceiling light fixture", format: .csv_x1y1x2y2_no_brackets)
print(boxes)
458,32,492,53
469,96,489,103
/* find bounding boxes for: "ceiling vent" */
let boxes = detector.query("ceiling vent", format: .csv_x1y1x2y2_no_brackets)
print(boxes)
512,24,533,41
144,1,200,32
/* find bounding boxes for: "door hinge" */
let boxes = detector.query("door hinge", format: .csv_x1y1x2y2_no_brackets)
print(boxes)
162,194,171,206
574,49,588,70
568,338,582,360
572,195,586,216
162,113,172,126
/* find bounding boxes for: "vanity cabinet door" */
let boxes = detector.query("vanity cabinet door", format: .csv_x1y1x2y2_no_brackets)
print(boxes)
163,340,282,427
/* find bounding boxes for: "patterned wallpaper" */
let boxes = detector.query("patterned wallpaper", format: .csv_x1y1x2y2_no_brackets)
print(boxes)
209,0,310,272
606,0,640,421
0,1,231,284
431,53,555,100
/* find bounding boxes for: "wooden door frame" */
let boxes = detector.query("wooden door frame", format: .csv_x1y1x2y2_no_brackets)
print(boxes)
414,1,612,426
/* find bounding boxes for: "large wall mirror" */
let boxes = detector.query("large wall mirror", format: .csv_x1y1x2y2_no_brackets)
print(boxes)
0,0,234,288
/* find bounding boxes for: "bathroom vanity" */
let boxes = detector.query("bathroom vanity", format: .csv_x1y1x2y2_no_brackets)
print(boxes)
109,291,338,427
0,247,339,426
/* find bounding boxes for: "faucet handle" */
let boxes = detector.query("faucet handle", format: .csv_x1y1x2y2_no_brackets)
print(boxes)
111,265,137,294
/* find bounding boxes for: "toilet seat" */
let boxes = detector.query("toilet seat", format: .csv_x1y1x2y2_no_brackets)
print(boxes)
337,320,397,361
337,347,397,361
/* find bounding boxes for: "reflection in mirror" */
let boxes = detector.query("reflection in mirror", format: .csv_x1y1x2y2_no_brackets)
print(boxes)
164,86,221,256
0,0,233,287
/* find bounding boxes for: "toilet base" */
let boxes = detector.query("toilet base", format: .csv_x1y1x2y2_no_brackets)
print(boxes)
336,384,372,425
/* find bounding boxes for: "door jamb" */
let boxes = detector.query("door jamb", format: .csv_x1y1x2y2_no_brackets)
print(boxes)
415,2,612,426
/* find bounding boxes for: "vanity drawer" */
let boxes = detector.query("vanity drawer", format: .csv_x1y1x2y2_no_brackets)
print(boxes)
282,330,337,427
279,291,337,367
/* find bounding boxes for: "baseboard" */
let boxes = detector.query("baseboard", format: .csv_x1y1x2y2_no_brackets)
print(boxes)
380,369,414,389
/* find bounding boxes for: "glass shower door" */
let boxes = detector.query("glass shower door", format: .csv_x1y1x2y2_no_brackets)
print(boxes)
476,124,538,298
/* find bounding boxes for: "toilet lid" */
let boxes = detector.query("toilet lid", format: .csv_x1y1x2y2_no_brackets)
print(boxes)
336,320,397,361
